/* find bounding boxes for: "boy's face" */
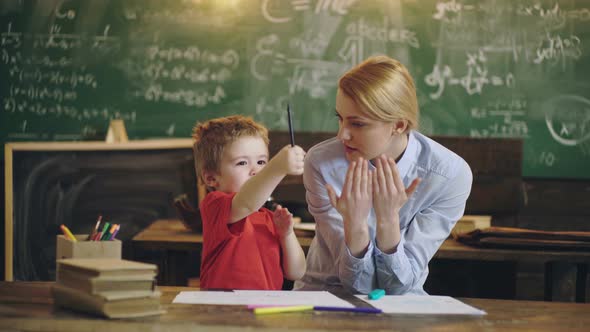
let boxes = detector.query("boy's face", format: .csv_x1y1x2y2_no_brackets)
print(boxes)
206,135,269,193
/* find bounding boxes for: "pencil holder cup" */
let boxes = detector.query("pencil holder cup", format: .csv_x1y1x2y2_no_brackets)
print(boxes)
56,234,122,260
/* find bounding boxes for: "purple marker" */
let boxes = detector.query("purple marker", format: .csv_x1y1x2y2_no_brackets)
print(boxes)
313,306,382,314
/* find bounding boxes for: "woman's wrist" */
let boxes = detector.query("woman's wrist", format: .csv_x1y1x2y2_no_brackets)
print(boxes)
375,215,401,254
344,224,370,258
375,211,400,228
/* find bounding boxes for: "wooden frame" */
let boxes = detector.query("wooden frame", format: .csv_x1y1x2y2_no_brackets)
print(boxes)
4,139,194,281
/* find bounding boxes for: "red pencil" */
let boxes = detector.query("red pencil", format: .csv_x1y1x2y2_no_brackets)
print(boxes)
87,215,102,241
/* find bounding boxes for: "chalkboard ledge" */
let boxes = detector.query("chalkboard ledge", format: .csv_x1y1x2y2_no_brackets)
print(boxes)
4,139,193,152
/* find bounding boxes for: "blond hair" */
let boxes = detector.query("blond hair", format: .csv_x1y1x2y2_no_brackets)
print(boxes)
338,55,419,132
192,115,269,181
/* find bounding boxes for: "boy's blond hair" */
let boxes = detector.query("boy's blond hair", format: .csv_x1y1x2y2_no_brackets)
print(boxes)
339,55,419,132
192,115,269,183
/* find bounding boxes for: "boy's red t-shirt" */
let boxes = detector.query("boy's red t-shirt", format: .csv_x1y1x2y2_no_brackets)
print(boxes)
199,191,283,290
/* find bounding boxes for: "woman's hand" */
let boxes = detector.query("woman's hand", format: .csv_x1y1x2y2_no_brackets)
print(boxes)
326,158,372,257
373,154,420,253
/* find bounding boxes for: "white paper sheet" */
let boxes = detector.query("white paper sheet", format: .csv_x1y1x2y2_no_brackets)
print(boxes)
356,295,486,315
173,290,354,307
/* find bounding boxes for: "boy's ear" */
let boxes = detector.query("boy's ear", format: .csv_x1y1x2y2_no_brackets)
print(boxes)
202,171,219,188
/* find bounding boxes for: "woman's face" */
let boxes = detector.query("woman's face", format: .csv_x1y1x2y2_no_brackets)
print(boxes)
335,89,399,162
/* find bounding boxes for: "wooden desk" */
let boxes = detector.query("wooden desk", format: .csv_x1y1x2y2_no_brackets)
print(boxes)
132,219,312,286
133,219,590,301
434,235,590,302
1,281,590,332
132,218,313,250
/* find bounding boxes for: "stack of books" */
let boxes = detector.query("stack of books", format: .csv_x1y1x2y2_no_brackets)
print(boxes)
451,215,492,238
53,258,164,318
454,226,590,250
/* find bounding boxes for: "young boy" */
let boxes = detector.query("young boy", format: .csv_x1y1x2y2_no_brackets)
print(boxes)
192,115,306,290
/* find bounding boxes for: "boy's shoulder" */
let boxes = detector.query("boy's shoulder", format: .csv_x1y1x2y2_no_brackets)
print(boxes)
200,191,236,209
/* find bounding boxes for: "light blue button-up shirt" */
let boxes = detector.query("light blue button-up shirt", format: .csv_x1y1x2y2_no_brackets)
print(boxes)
294,131,472,295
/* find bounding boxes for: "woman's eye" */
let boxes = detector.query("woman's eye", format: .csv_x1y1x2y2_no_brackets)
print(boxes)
236,161,247,166
352,122,365,127
257,160,267,165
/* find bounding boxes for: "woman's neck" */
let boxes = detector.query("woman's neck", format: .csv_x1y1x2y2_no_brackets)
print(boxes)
387,132,409,163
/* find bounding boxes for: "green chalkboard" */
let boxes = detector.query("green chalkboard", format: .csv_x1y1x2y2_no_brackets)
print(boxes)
1,0,589,178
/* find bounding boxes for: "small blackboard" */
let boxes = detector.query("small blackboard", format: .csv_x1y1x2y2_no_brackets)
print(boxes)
5,139,197,281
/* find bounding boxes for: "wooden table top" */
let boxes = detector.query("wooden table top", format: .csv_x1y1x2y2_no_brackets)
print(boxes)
133,218,313,250
134,219,590,263
1,281,590,332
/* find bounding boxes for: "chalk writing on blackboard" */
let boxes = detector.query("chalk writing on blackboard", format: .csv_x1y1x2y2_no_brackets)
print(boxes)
543,95,590,147
261,0,358,24
469,98,529,139
425,49,515,100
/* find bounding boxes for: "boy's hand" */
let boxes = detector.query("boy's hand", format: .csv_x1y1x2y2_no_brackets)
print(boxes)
273,204,294,238
272,145,305,176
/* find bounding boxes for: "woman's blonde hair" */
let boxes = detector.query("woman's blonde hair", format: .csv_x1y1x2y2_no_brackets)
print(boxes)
192,115,269,180
338,55,419,132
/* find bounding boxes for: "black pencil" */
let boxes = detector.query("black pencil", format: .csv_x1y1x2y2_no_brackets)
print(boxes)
287,103,294,147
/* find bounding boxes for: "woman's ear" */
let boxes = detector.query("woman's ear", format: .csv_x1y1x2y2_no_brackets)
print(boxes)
202,171,219,189
392,120,408,135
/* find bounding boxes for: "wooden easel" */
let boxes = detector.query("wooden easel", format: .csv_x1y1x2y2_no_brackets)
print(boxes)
105,119,129,143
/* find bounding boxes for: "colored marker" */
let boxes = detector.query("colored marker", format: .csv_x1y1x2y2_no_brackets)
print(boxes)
314,306,382,314
287,103,295,147
254,305,313,315
368,289,385,300
105,224,117,240
113,225,121,240
247,304,291,309
60,224,77,242
108,224,120,240
87,215,102,241
99,222,111,241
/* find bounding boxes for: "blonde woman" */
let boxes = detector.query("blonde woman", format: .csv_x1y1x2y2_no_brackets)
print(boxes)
294,55,472,295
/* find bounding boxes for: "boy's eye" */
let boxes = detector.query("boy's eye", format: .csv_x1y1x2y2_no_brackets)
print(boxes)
351,122,365,127
257,160,267,165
